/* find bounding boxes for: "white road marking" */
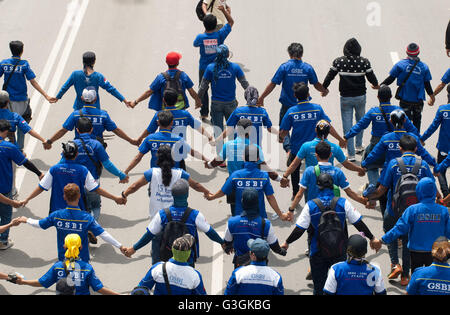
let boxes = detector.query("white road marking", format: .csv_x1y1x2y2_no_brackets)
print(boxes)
390,51,400,65
211,231,225,295
16,0,90,192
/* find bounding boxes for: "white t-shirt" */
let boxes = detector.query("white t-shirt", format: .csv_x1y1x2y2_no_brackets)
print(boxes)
203,0,228,25
148,168,183,218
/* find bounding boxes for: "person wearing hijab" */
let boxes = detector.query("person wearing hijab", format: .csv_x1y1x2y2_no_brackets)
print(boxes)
12,234,119,295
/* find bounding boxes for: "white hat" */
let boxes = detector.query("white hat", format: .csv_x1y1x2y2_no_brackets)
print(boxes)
0,90,10,103
81,88,97,103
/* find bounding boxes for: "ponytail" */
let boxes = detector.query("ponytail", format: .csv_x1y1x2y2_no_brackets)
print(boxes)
157,145,175,187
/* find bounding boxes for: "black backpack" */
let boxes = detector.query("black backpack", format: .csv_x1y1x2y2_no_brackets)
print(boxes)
313,197,346,259
159,207,194,262
195,0,215,21
161,70,187,110
392,158,421,218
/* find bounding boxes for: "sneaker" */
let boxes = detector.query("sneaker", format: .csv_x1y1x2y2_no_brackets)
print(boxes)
400,275,410,286
88,231,98,245
348,155,356,162
305,268,312,280
387,264,403,280
304,248,310,257
0,240,14,250
271,213,279,220
355,146,365,155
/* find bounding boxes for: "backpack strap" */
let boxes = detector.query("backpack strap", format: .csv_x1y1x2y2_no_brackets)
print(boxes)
312,198,326,212
261,218,266,239
173,70,183,82
162,262,172,295
411,158,422,175
314,165,321,177
396,158,408,175
330,196,339,210
180,207,193,224
164,208,172,222
312,197,339,212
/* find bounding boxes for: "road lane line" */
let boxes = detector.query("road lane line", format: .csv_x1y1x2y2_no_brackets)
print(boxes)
211,231,225,295
390,51,400,65
16,0,90,192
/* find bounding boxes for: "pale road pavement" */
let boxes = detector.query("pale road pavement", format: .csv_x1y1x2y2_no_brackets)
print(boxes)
0,0,448,295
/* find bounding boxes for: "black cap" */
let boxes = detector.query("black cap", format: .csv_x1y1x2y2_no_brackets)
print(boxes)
62,141,78,160
317,173,334,190
55,278,75,295
347,234,368,258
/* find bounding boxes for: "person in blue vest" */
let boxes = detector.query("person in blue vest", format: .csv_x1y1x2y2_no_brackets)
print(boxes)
193,5,234,121
50,51,132,109
223,188,286,269
380,43,434,133
0,40,53,149
421,85,450,198
13,233,119,295
17,184,125,263
136,234,207,295
124,179,224,267
130,51,202,111
21,140,126,214
44,88,139,149
428,67,449,106
323,233,386,295
224,238,284,295
0,119,43,250
365,134,436,286
278,82,346,198
206,144,290,221
71,117,128,225
282,173,380,295
372,178,450,276
136,88,213,144
125,110,209,174
406,236,450,295
257,43,329,155
344,85,418,185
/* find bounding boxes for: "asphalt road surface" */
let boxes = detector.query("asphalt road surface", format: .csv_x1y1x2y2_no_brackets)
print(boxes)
0,0,449,295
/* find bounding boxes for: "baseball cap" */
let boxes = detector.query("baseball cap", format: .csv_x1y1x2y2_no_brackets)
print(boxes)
166,51,182,66
0,91,10,103
81,88,97,103
247,238,270,259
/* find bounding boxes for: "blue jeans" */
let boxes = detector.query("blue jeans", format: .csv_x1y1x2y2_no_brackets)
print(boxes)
383,211,410,276
0,191,13,243
85,190,101,221
340,95,366,157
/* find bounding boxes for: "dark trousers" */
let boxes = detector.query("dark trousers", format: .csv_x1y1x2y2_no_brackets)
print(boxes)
410,251,433,275
199,69,209,117
310,253,346,295
288,153,301,198
437,151,450,197
279,105,291,152
400,100,424,133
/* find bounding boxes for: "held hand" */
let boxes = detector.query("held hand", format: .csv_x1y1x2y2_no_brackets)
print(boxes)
321,89,329,97
115,196,127,205
287,210,295,222
130,139,141,146
357,168,366,177
280,177,290,188
17,216,28,224
370,238,382,253
119,176,129,184
281,242,289,250
47,97,58,104
11,200,24,209
10,218,22,227
43,141,52,150
256,97,264,107
339,138,347,149
123,100,133,108
124,247,136,258
371,85,380,90
428,95,435,106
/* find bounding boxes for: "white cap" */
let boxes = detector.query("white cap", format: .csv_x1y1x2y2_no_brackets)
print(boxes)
81,88,97,103
0,90,10,103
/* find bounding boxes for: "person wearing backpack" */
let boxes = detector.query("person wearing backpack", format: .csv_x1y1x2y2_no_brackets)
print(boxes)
223,188,286,269
123,179,224,267
365,134,436,286
131,52,202,111
281,173,380,295
371,178,450,277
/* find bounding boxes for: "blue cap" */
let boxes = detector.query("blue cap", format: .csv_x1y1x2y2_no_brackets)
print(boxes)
247,238,270,259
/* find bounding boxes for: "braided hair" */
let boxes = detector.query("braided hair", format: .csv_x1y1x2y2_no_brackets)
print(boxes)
156,145,175,187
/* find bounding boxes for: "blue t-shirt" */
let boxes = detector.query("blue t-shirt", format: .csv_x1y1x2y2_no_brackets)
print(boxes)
148,69,194,110
280,101,331,155
72,134,110,180
146,106,200,140
300,162,350,201
221,162,274,218
271,59,319,108
138,129,190,168
38,260,103,295
0,137,27,194
220,137,264,175
38,206,105,262
226,105,272,147
297,138,346,168
0,57,36,101
203,61,244,102
421,104,450,154
407,263,450,295
440,68,450,84
56,70,125,110
379,154,434,217
389,59,432,103
62,105,117,139
0,108,31,134
193,24,232,70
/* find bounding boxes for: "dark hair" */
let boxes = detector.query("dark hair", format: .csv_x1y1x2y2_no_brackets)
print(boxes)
244,144,260,163
157,110,174,128
236,118,253,138
9,41,24,57
157,145,175,187
203,14,217,31
0,119,11,132
163,88,178,107
293,82,309,101
76,117,93,134
82,51,96,75
399,134,417,152
447,84,450,104
378,85,392,103
315,141,331,160
287,43,303,59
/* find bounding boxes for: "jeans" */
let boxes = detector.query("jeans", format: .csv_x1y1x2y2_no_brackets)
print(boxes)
151,233,163,265
85,190,101,221
340,95,366,157
383,211,410,276
310,252,346,295
199,69,209,117
211,100,237,154
279,105,291,152
0,191,13,243
363,136,383,185
288,153,301,198
410,251,433,275
400,100,424,134
10,100,31,151
437,151,449,197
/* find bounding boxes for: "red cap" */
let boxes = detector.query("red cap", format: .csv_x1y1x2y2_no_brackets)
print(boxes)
166,52,182,66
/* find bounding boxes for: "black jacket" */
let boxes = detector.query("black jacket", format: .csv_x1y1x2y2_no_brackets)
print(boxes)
323,38,378,97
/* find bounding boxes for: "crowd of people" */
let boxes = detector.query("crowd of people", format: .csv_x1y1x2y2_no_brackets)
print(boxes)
0,1,449,296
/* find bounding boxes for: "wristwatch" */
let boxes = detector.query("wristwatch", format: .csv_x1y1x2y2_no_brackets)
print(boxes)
46,139,53,145
288,207,295,213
